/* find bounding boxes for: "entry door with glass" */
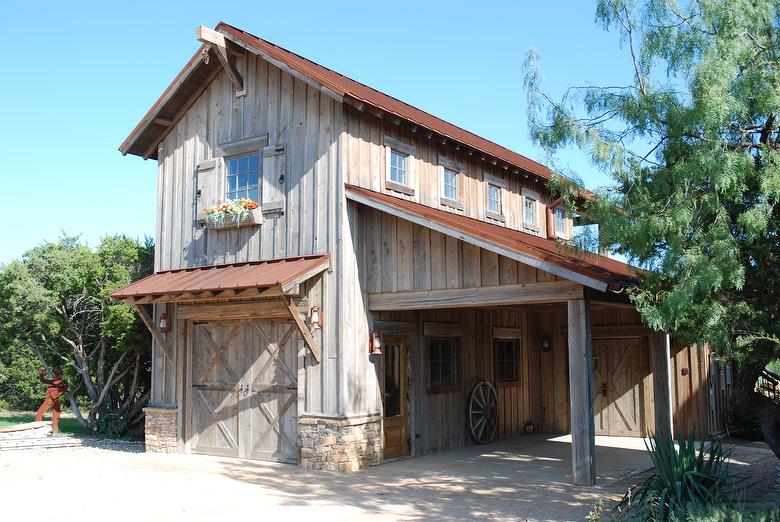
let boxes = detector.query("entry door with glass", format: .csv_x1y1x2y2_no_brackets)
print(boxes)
382,339,409,459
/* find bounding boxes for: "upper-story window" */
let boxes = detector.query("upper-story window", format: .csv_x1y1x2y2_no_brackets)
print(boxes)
555,208,567,237
384,135,416,196
226,153,260,202
524,196,538,226
390,150,407,185
487,183,501,214
443,168,458,200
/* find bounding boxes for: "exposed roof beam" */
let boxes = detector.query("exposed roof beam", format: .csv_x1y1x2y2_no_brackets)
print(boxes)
196,26,245,96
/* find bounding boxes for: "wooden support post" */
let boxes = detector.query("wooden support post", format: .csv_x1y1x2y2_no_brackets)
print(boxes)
567,298,596,486
650,331,673,440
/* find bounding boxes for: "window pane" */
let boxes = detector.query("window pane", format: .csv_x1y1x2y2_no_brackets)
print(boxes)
390,150,407,184
487,184,500,213
443,168,457,200
496,340,519,382
224,153,261,202
227,158,238,174
525,198,537,224
429,338,456,386
555,209,566,234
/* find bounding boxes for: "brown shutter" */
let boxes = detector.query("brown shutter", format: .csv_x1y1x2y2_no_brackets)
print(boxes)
261,144,286,213
195,157,225,222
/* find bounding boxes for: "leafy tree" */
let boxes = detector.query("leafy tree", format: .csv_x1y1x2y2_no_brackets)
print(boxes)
0,235,154,434
525,0,780,454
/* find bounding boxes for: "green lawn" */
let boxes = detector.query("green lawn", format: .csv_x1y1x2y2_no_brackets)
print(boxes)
0,412,91,437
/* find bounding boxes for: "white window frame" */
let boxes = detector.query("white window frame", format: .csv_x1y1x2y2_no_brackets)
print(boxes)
438,155,464,210
554,207,569,238
483,173,507,222
522,188,541,232
384,135,416,196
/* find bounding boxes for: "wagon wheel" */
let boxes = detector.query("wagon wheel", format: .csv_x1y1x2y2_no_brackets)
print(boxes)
468,380,499,444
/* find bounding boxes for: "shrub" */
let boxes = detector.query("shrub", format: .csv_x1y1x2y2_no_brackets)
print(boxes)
616,432,733,520
675,505,780,522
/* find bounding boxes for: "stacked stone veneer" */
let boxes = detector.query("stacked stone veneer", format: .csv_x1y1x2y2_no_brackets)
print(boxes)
143,406,178,453
299,414,382,471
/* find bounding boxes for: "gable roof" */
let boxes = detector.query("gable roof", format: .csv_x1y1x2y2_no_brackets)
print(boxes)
120,22,557,186
345,184,637,292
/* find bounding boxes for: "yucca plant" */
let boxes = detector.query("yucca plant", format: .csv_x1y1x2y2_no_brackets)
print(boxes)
616,432,733,521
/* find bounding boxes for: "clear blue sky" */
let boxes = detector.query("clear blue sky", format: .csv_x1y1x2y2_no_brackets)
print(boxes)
0,1,634,263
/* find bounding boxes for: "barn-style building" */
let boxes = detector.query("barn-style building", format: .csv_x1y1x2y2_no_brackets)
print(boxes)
112,23,726,485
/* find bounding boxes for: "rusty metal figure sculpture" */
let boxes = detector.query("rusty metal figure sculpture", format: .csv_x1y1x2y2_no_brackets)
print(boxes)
34,368,69,434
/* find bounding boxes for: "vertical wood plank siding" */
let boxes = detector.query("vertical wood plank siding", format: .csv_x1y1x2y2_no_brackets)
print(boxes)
150,56,343,416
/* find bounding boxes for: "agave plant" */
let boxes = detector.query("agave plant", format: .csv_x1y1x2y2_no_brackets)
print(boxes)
616,432,733,521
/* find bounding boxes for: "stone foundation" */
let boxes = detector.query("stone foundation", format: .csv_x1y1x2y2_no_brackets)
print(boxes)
299,414,382,471
143,406,178,453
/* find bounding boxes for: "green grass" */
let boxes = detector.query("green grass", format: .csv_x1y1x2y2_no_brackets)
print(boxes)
0,412,91,437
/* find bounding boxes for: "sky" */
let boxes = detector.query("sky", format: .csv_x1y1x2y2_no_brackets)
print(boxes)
0,0,636,263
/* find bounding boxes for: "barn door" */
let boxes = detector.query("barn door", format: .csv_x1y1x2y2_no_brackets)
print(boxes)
242,320,299,462
189,319,299,462
592,340,643,436
190,321,244,457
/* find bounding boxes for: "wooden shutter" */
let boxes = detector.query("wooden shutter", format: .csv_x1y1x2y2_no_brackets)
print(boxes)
261,144,286,213
195,157,225,222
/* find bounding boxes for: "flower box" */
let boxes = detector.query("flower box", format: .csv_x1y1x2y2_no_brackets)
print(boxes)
206,208,263,230
203,199,263,230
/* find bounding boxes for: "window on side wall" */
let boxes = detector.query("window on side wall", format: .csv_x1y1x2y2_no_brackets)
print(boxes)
442,167,458,201
487,183,501,215
555,208,567,237
390,149,407,185
495,339,520,384
524,195,538,229
226,153,260,202
429,337,457,389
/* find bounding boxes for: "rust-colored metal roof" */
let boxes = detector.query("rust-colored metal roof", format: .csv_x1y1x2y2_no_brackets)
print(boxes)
119,22,555,185
345,185,637,291
110,254,330,302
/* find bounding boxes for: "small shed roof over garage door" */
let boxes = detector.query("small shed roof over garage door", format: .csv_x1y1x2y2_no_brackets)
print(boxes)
110,254,330,304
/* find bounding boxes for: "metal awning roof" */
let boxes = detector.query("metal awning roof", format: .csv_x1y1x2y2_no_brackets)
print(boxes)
110,254,330,304
345,185,637,292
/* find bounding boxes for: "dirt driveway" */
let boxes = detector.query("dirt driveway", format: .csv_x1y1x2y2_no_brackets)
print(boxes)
0,440,775,521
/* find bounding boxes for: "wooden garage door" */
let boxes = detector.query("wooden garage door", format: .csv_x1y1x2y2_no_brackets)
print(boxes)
190,319,299,462
592,340,643,436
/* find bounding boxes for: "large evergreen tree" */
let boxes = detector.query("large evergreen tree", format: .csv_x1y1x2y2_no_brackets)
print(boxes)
525,0,780,454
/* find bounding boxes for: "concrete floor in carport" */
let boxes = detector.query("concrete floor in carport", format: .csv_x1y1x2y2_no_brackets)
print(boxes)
380,433,652,486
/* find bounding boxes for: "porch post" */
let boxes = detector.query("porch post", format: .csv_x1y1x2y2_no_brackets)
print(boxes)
650,331,673,440
567,298,596,486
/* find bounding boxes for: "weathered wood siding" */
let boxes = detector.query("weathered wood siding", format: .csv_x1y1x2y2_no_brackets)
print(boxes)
344,106,561,237
356,205,556,294
370,301,715,457
149,54,345,418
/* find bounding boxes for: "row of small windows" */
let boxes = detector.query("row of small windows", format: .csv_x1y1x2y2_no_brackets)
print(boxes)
386,145,573,237
428,337,521,389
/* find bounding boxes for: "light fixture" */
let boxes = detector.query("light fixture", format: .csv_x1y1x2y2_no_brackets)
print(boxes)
541,336,551,352
369,331,383,355
309,305,323,331
158,312,171,333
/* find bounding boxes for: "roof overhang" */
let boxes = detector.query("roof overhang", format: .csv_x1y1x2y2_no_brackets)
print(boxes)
119,22,593,195
110,254,330,304
345,185,638,293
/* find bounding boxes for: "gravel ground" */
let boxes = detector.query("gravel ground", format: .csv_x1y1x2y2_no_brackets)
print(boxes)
0,440,776,521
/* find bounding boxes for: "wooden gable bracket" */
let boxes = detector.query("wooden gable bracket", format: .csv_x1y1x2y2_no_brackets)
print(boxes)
281,291,320,364
196,25,246,96
133,304,174,361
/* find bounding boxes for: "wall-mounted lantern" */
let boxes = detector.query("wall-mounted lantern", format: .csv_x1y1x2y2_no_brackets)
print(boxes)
369,331,383,355
309,305,323,331
158,312,171,333
541,336,551,352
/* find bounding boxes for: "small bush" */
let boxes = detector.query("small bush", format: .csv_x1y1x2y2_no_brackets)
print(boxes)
616,432,733,520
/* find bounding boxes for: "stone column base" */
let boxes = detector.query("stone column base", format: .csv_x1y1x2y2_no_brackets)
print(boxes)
143,406,178,453
299,414,382,471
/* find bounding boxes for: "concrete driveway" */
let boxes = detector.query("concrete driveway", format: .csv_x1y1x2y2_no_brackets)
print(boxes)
0,434,656,521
